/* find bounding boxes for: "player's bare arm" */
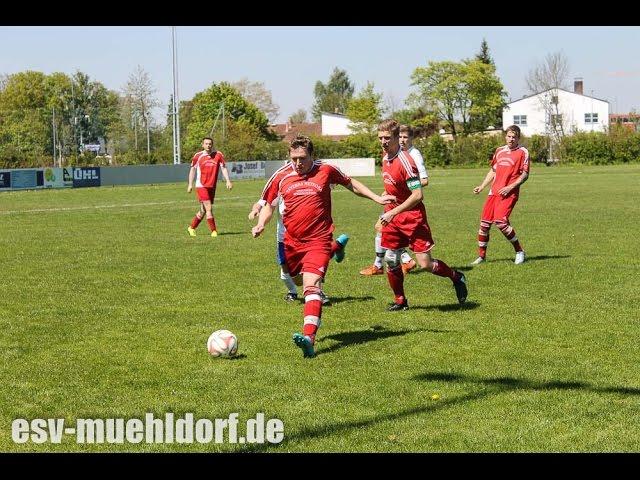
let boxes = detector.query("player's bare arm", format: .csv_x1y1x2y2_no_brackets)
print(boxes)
251,202,274,238
379,185,423,226
221,165,233,190
347,178,396,205
473,169,496,194
187,166,196,193
248,202,262,220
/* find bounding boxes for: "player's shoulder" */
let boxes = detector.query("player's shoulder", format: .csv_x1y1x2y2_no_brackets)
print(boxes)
517,145,530,156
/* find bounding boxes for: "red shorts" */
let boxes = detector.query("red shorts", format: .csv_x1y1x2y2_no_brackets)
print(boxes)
481,194,518,223
196,187,216,202
380,211,435,253
284,238,332,278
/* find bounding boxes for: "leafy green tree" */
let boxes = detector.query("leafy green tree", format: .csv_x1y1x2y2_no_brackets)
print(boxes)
312,67,355,121
345,81,385,134
288,109,307,124
184,82,272,155
409,59,506,138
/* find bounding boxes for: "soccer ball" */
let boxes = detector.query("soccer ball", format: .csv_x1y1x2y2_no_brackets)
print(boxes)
207,330,238,358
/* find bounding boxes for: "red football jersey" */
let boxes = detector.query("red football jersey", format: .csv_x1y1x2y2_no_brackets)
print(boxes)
382,148,426,216
489,145,530,196
191,150,225,188
260,161,351,242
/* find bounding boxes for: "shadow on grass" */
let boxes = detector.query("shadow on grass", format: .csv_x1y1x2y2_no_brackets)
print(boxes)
488,254,571,264
315,325,452,357
410,300,480,312
240,369,640,451
324,295,376,305
217,231,246,236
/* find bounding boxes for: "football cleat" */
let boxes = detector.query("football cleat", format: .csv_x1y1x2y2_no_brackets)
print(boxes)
453,271,468,305
387,300,409,311
211,230,218,238
319,291,331,306
360,265,384,276
284,292,298,302
333,234,349,263
292,333,316,358
402,258,417,274
187,226,197,237
470,256,485,265
514,251,526,265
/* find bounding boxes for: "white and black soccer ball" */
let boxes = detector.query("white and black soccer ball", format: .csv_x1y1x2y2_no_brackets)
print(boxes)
207,330,238,358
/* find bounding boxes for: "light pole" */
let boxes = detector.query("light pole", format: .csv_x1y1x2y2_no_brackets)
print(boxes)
171,26,181,164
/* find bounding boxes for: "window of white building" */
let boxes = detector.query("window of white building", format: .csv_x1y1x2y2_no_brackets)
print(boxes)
513,115,527,126
585,113,599,124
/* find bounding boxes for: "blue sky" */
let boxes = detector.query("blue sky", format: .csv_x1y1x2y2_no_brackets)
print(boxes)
1,26,639,125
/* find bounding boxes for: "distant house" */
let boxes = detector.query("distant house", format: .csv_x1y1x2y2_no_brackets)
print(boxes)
269,122,321,143
270,112,354,143
609,113,640,132
503,79,609,136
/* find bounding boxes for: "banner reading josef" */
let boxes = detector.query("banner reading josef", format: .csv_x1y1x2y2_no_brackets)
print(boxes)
226,161,265,180
72,167,101,188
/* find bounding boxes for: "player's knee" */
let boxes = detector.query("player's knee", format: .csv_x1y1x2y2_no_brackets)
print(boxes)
303,285,322,299
384,249,402,270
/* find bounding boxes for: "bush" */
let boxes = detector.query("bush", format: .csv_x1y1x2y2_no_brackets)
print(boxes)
415,135,451,167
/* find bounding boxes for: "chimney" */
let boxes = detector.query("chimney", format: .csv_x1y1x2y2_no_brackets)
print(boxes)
574,77,584,95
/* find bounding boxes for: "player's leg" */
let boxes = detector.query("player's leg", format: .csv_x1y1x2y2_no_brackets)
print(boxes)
331,233,349,263
472,196,495,264
202,197,217,237
278,241,298,301
400,249,417,274
187,201,206,236
413,227,467,305
289,245,330,358
360,221,385,276
494,196,524,264
381,227,409,310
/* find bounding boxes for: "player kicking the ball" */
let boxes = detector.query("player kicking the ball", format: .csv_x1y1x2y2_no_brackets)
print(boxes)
252,135,394,358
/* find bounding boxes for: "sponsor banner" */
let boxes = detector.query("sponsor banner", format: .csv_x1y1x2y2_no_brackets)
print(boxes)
43,168,72,188
226,161,265,180
72,167,101,188
0,171,11,190
11,169,39,189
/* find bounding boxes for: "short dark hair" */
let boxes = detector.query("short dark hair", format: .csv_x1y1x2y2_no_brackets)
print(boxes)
505,125,521,138
289,135,314,156
202,137,213,143
399,124,413,137
377,119,400,137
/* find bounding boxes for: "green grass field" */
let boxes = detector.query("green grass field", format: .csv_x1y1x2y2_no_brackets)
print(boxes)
1,164,640,452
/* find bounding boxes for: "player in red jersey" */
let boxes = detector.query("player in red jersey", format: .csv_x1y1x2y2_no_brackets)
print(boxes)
251,135,395,358
377,119,468,311
471,125,529,265
187,137,233,238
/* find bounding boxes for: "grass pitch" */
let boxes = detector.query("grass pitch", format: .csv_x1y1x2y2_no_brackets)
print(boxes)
1,164,639,452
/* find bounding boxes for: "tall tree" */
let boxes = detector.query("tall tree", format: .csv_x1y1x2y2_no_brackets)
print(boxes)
475,38,495,66
231,78,280,123
312,67,355,121
465,59,508,131
345,81,385,134
525,51,571,140
122,65,159,152
288,109,307,124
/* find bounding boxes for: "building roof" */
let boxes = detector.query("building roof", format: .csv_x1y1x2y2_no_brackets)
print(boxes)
507,87,609,106
269,122,322,143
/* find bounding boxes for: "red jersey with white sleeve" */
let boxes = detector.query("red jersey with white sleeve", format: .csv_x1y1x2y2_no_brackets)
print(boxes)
260,161,351,243
382,148,426,217
191,150,226,188
489,145,530,197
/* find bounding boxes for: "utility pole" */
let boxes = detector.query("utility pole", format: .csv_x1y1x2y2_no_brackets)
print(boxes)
146,113,151,155
52,107,57,166
171,26,181,164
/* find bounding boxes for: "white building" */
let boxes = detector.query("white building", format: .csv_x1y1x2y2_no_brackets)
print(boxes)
321,112,355,136
503,79,609,136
